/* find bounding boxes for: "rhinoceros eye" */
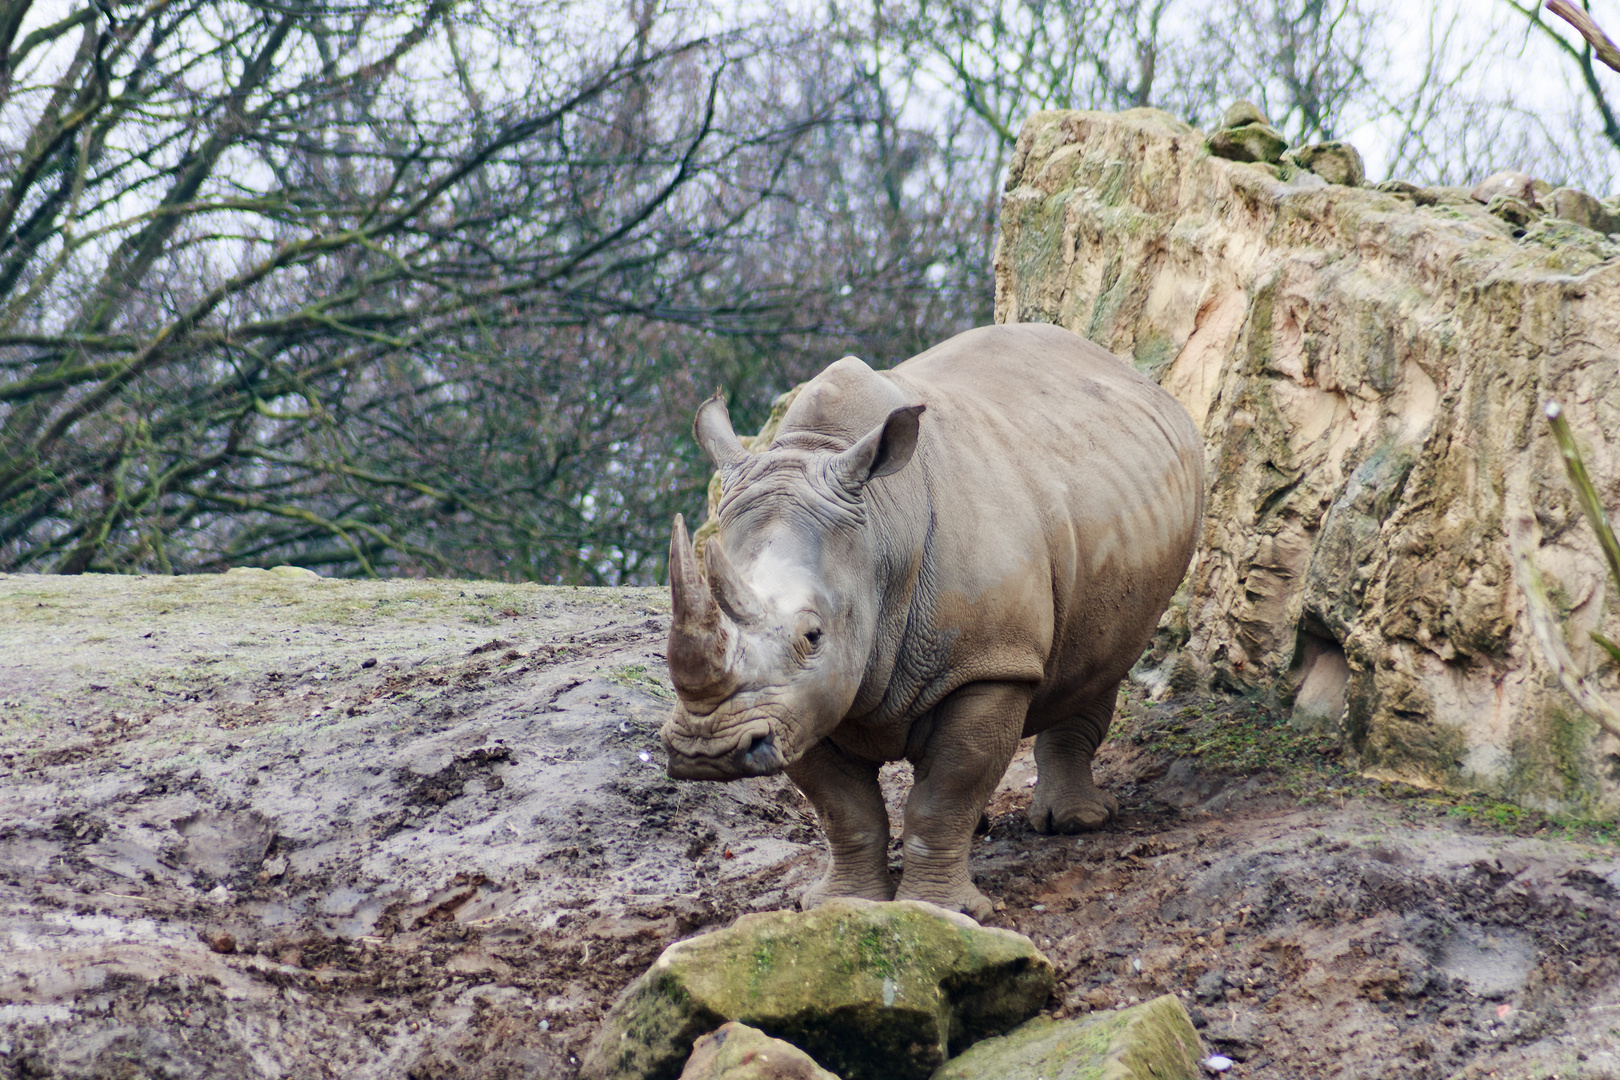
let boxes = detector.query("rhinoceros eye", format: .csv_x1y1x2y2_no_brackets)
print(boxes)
797,616,823,656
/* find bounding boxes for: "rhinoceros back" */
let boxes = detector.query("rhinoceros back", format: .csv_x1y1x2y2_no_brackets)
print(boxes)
793,323,1203,726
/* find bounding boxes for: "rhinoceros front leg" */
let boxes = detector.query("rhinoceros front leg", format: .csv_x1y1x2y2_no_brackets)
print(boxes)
786,738,895,907
896,681,1029,921
1030,683,1120,834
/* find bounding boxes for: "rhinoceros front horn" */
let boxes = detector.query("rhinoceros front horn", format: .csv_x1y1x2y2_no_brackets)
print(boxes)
667,514,736,702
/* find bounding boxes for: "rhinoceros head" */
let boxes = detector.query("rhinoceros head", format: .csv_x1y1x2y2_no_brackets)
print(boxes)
662,393,924,780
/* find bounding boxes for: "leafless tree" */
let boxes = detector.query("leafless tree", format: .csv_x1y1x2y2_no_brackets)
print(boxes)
1170,0,1380,142
0,0,988,582
6,0,1611,584
861,0,1383,272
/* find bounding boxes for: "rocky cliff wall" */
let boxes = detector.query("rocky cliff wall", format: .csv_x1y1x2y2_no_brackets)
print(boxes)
995,108,1620,815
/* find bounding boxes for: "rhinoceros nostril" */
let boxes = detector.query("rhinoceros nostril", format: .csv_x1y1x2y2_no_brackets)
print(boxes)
747,732,771,755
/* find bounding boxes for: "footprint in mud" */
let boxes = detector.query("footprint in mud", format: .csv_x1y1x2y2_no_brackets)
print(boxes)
398,745,513,808
173,810,276,880
1437,925,1534,999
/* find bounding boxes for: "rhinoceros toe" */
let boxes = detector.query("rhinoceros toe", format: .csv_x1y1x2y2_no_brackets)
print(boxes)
1029,782,1118,835
895,879,995,922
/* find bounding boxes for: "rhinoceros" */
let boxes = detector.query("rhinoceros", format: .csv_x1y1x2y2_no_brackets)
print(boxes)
662,323,1203,918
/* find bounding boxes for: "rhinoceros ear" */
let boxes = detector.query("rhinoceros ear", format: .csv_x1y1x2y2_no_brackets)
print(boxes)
694,392,749,471
832,404,925,490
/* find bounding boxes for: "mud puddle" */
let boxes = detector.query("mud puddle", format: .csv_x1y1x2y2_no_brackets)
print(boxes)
2,573,1618,1079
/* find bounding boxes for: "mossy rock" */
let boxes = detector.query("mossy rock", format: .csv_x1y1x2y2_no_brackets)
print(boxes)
1286,141,1365,187
1486,194,1536,226
1220,100,1268,128
581,899,1055,1080
1208,123,1287,165
680,1023,841,1080
930,995,1204,1080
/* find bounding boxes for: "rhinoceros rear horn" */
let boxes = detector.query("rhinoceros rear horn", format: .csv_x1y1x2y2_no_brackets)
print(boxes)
667,514,735,700
832,403,925,490
705,537,763,623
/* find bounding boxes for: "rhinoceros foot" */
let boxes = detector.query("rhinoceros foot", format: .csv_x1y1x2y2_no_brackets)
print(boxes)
1028,780,1118,835
896,878,995,922
799,871,895,912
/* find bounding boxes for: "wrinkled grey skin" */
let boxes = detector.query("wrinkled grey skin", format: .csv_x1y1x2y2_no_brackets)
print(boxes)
663,324,1203,919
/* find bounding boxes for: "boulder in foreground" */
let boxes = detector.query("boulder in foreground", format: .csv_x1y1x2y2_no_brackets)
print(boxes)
581,899,1055,1080
680,1023,840,1080
931,995,1204,1080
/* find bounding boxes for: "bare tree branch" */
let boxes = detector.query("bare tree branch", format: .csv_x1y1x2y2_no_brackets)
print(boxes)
1504,0,1620,152
1547,0,1620,70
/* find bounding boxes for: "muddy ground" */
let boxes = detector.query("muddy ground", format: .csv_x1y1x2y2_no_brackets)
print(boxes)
2,572,1619,1080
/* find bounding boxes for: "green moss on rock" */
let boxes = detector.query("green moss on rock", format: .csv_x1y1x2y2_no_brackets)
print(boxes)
1208,123,1288,165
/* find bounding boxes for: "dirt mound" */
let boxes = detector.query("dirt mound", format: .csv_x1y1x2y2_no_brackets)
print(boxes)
1,575,1618,1078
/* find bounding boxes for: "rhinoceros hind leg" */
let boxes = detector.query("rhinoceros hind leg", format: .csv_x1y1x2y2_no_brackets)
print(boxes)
786,738,895,906
895,681,1029,921
1030,686,1119,835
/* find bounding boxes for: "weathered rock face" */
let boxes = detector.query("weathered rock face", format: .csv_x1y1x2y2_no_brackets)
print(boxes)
994,108,1620,815
931,995,1204,1080
582,899,1055,1080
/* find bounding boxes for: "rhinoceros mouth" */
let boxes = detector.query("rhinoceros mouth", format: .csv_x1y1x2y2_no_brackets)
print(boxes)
663,724,785,780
